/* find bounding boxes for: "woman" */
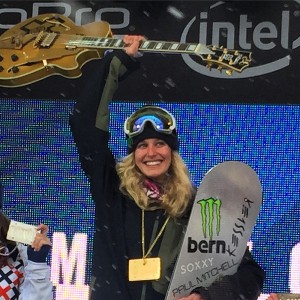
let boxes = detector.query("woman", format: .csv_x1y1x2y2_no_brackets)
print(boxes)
69,35,264,300
0,211,53,299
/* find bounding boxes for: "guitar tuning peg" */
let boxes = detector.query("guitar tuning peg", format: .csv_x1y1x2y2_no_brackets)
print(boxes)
220,45,224,49
226,69,233,76
223,48,228,54
207,54,212,60
229,59,234,65
217,66,223,72
234,50,239,56
212,45,217,51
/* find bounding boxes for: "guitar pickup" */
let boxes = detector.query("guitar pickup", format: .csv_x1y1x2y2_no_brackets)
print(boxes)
40,32,57,48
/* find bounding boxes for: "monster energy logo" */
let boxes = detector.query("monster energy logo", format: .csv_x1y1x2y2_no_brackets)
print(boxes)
198,198,221,240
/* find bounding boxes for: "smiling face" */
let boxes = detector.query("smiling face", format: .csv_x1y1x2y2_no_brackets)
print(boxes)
134,138,172,182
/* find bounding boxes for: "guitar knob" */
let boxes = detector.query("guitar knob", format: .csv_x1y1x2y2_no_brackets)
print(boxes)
11,54,19,61
0,55,3,62
0,66,4,72
12,66,19,73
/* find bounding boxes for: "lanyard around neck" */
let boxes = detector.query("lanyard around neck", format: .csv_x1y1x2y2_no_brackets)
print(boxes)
141,209,170,259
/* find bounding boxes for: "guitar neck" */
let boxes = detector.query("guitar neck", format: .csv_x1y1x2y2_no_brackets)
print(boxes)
66,36,203,55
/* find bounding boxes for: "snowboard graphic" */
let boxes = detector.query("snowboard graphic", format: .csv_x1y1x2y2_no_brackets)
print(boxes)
165,161,262,300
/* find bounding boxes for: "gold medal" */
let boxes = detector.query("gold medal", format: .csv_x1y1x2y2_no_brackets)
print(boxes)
127,210,170,282
128,257,161,281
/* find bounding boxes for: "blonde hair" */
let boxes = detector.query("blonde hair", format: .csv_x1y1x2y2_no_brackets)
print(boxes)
116,151,194,218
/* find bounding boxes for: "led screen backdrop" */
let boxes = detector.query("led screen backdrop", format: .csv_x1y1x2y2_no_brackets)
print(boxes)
1,98,300,298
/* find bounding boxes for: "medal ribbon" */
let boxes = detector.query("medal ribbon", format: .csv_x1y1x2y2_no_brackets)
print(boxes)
141,209,170,260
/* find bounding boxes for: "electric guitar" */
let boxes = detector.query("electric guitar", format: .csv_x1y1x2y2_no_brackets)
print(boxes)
0,13,252,88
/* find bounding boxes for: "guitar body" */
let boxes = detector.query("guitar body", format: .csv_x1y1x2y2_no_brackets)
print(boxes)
0,14,111,87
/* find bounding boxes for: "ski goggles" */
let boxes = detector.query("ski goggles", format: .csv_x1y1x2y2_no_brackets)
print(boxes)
124,106,176,137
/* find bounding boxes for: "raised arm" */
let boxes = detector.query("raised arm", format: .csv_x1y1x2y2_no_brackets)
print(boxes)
69,35,143,178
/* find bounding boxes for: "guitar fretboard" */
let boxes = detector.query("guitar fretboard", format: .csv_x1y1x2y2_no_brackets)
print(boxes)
66,36,201,55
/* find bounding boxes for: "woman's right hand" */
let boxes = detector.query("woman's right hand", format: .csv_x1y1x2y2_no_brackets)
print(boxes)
267,293,280,300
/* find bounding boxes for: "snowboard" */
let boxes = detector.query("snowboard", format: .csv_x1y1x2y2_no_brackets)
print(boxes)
165,161,262,300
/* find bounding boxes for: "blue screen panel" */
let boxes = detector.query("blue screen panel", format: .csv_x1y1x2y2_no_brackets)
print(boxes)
1,98,300,297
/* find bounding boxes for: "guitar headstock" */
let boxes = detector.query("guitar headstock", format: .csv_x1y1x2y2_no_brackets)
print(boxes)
197,45,252,75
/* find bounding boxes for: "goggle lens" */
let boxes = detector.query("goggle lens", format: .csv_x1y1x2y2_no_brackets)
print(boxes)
124,107,176,137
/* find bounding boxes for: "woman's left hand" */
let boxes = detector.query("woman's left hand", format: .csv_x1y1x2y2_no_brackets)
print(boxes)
179,293,203,300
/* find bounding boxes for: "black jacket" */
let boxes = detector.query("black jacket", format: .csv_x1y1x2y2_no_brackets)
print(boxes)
69,50,265,300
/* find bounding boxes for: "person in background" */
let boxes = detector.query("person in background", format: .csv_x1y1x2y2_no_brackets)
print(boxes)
69,35,264,300
0,183,53,300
